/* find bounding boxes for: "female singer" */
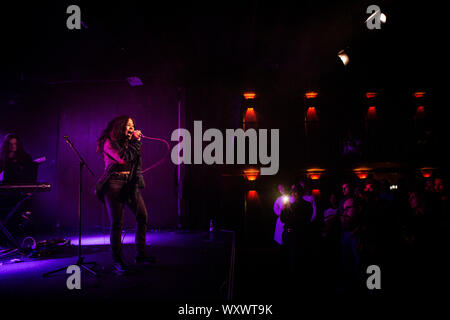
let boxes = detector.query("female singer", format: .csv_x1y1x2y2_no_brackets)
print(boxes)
96,115,155,273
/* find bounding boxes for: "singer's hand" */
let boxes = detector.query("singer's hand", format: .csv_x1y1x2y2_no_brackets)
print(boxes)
133,130,142,141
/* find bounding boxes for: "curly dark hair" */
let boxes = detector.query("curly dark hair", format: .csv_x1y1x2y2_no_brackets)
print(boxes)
1,133,31,165
97,115,134,152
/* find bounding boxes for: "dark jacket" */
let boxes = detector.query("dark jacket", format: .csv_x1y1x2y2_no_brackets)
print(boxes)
95,138,145,202
0,154,35,183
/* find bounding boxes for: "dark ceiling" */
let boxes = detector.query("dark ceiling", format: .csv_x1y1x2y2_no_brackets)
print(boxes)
1,0,445,91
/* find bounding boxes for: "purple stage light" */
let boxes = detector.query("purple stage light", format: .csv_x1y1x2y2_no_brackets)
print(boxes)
126,76,143,87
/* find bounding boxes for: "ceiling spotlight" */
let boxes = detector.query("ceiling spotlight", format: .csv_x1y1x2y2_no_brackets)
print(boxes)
338,50,349,66
126,76,143,87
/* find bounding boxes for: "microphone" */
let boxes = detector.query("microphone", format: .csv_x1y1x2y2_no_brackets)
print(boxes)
63,135,73,146
130,130,148,139
33,156,47,164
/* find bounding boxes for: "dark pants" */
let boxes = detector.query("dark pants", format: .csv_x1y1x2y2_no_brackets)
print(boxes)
282,229,313,291
103,174,148,262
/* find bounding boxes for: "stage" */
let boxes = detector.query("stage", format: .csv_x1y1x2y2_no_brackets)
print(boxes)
0,230,235,302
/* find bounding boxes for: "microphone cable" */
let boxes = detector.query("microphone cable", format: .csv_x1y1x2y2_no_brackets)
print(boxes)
140,136,171,174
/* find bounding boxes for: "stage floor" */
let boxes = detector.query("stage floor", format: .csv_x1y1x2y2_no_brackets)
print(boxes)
0,230,234,302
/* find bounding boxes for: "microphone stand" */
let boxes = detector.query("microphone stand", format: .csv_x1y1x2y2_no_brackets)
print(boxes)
43,136,98,278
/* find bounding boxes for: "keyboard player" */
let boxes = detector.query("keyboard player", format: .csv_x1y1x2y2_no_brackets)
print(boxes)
0,134,37,246
0,133,36,184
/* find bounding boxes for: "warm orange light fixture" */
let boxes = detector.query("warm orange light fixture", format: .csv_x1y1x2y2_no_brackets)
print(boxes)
243,92,256,100
244,168,260,181
356,172,368,179
420,167,434,178
353,167,371,179
367,106,377,120
306,107,318,121
416,106,425,118
305,92,318,99
413,92,426,98
306,168,325,180
421,172,432,178
243,107,257,129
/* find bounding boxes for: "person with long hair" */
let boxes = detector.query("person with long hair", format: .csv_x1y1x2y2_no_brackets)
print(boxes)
0,134,34,183
96,115,155,273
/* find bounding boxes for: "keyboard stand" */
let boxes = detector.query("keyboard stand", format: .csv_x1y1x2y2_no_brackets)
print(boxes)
0,191,34,250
